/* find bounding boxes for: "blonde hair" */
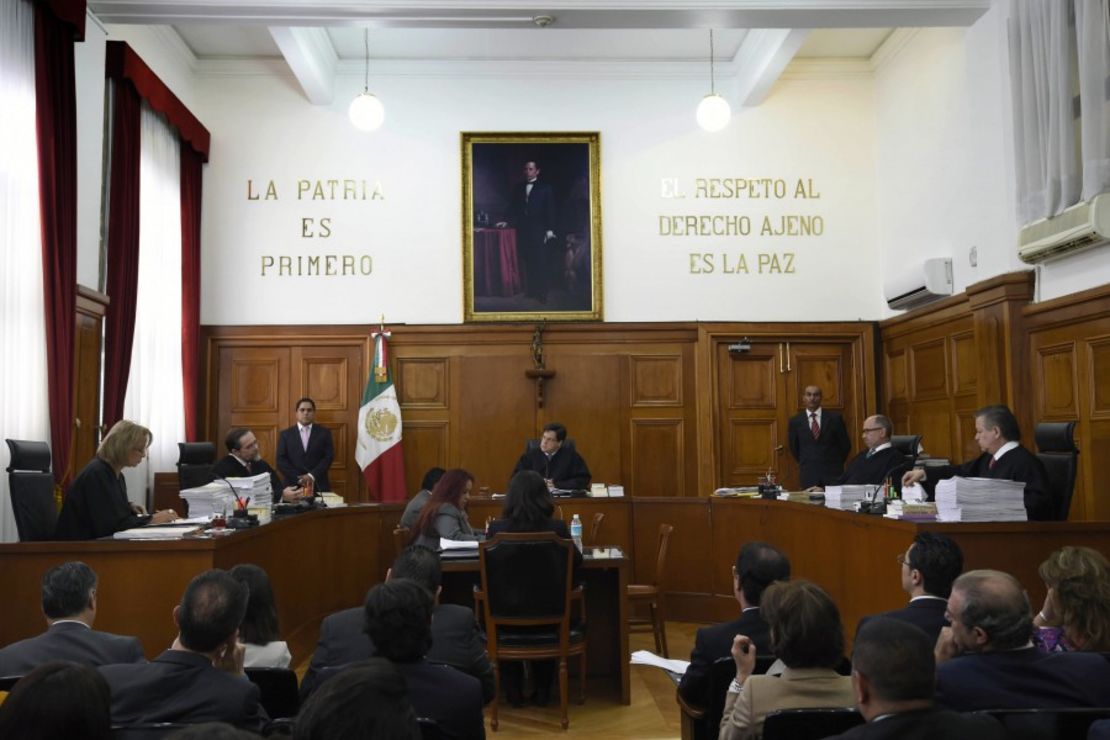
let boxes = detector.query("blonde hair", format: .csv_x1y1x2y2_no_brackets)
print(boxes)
1039,546,1110,650
96,420,152,470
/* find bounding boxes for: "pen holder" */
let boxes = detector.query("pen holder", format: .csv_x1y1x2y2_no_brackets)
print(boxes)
228,510,259,528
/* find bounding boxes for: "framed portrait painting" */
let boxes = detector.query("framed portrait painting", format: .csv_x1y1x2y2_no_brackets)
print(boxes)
462,132,602,322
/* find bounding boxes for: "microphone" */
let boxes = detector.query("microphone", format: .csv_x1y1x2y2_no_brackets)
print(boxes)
870,459,910,502
216,477,247,511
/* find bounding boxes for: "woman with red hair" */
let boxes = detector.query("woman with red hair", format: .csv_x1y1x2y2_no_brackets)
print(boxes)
412,468,484,550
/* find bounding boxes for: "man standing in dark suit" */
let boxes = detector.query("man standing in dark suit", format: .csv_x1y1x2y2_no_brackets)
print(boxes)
500,160,557,301
300,545,494,704
511,422,591,491
276,397,335,492
677,542,791,705
856,532,963,643
212,427,302,503
820,414,906,489
826,618,1005,740
788,385,851,488
98,569,268,731
935,570,1110,711
902,404,1054,520
0,562,145,675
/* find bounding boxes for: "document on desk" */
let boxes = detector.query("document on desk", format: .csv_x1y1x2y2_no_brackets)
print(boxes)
439,538,480,550
631,649,690,674
113,526,199,540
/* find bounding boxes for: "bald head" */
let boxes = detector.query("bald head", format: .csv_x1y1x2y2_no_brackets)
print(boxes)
862,415,892,449
948,569,1033,652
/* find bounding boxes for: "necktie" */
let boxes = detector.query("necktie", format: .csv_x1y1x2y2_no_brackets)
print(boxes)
810,413,820,439
866,449,875,459
988,457,996,471
301,426,310,451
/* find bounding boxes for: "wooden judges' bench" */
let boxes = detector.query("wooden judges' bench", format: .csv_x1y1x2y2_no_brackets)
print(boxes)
1,498,1108,680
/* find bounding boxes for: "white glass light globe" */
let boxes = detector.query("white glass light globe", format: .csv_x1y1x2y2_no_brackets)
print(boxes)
696,94,731,132
348,92,385,131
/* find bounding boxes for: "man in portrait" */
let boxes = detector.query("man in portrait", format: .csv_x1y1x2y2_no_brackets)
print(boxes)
500,160,557,302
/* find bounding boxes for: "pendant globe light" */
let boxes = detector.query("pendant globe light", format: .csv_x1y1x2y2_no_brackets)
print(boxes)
696,29,731,132
349,28,385,131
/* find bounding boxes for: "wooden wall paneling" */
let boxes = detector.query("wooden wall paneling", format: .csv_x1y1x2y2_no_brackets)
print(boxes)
630,498,713,622
1032,342,1079,420
394,353,451,500
72,286,109,476
217,345,289,471
625,348,695,496
629,419,685,497
714,341,781,487
966,272,1035,422
291,344,363,498
455,352,534,492
789,341,859,457
401,421,450,494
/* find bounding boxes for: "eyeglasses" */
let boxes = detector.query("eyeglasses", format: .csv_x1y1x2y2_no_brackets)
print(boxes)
895,551,910,566
862,427,884,433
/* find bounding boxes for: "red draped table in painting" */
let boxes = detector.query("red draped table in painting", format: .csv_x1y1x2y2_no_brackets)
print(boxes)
473,227,522,297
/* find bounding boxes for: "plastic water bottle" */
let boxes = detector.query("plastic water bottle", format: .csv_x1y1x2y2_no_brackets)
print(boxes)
570,514,583,551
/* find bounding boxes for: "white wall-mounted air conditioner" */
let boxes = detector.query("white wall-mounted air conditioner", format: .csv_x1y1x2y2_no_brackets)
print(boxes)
1019,192,1110,263
884,258,953,311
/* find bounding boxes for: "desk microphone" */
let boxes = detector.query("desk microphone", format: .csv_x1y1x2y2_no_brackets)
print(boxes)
216,477,247,511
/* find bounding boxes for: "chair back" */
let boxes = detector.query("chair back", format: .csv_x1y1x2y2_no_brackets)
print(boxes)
979,707,1110,740
652,524,674,588
694,656,777,739
761,707,864,740
176,441,216,490
890,434,923,466
110,723,188,740
1034,421,1079,520
5,439,57,541
479,532,575,625
525,438,578,456
245,666,300,719
262,717,296,737
589,511,605,545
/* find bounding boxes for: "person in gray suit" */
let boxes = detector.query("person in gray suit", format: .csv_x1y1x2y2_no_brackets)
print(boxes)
0,562,145,676
98,569,267,731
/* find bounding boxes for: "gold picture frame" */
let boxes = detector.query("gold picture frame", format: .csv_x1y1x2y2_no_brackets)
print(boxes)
461,132,602,322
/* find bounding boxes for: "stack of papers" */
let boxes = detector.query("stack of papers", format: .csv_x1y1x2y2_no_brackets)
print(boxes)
824,485,877,511
934,477,1027,522
630,650,690,674
113,526,199,540
884,501,938,521
180,473,272,518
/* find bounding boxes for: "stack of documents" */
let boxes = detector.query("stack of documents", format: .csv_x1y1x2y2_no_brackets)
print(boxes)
934,477,1027,522
824,485,876,511
180,473,272,518
885,500,938,521
113,526,199,540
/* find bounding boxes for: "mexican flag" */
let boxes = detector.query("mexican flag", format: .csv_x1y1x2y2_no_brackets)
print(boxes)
355,326,406,502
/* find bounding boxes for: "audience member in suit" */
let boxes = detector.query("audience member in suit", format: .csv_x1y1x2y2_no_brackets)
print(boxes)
98,569,268,731
812,414,905,490
825,618,1005,740
787,385,852,488
678,541,791,706
212,427,303,504
934,569,1110,711
228,564,290,669
400,467,446,529
719,579,854,740
54,420,179,540
856,532,963,643
364,578,486,739
300,545,495,703
0,662,112,740
1032,545,1110,652
411,468,485,550
487,470,583,706
0,561,145,675
511,422,592,491
294,657,421,740
903,404,1054,520
276,397,335,492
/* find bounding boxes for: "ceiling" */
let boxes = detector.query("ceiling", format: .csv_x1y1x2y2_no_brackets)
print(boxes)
88,1,988,105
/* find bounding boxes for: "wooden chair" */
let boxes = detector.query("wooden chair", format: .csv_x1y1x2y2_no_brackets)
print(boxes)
474,531,586,730
392,525,411,555
588,512,605,545
761,708,864,740
245,666,300,719
628,523,673,657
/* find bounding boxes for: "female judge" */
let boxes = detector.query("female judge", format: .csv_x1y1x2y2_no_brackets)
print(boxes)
411,468,484,550
55,420,178,540
487,470,581,706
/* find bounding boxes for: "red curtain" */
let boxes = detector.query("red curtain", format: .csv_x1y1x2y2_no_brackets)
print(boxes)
101,78,141,431
33,3,80,485
180,147,203,441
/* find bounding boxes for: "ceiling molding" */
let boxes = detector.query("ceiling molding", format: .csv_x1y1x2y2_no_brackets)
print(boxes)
728,28,810,107
779,58,875,81
868,27,921,71
270,26,338,103
89,1,990,28
118,25,199,74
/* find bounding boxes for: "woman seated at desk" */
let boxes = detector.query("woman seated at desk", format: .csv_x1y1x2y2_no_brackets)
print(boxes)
55,420,178,540
411,468,484,550
487,470,582,706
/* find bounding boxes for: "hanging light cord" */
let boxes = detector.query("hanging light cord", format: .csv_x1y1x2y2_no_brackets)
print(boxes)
363,28,370,94
709,28,716,95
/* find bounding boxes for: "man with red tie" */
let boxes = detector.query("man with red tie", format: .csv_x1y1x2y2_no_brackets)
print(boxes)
902,405,1054,521
787,385,852,488
277,397,335,493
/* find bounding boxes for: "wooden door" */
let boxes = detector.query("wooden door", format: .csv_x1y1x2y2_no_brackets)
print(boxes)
216,346,290,475
716,341,787,488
